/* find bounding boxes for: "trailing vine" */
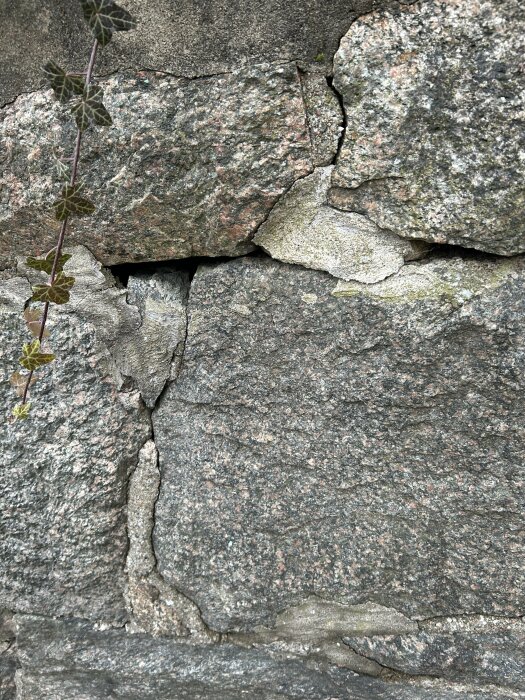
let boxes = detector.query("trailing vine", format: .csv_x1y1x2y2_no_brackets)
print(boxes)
10,0,136,420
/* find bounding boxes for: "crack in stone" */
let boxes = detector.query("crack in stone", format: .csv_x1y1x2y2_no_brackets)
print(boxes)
123,270,219,642
325,75,346,166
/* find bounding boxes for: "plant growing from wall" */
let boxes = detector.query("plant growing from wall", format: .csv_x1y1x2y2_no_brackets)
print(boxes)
10,0,136,420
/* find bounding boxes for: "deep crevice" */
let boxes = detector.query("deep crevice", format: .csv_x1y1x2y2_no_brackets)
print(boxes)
109,254,240,287
326,74,346,166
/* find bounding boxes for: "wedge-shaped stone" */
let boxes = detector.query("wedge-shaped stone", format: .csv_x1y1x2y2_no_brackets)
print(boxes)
153,256,525,635
255,167,427,282
345,617,525,690
331,0,525,255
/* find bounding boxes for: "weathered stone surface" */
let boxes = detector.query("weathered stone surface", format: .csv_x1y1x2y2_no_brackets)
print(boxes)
0,612,16,700
153,255,525,635
229,598,418,676
120,269,190,407
14,615,499,700
255,167,428,281
331,0,525,255
126,440,215,641
0,64,312,267
300,74,343,166
0,0,396,106
345,622,525,690
0,247,150,623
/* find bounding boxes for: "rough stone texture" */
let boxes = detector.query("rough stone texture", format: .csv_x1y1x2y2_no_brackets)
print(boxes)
126,440,215,641
153,255,525,635
0,64,312,267
345,623,525,691
330,0,525,255
0,612,16,700
0,247,150,624
0,0,399,106
121,270,190,407
13,616,500,700
300,74,343,166
255,167,428,281
229,598,418,676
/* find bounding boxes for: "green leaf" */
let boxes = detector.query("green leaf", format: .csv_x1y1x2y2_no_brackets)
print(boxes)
10,371,36,398
32,272,75,305
26,250,71,275
80,0,136,46
43,60,85,103
19,340,55,371
23,308,50,338
71,85,112,131
53,184,95,221
12,403,31,420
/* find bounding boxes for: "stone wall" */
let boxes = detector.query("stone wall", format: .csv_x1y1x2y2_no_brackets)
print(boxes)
1,1,524,698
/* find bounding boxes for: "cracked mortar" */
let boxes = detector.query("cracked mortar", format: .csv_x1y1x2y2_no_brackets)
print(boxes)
126,439,218,642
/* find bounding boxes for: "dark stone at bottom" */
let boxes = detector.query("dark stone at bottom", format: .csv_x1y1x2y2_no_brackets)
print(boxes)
14,616,505,700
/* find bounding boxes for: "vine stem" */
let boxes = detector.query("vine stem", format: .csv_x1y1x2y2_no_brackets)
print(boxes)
21,39,99,407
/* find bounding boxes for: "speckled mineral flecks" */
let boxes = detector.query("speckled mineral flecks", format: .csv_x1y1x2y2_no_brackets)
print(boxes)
331,0,525,255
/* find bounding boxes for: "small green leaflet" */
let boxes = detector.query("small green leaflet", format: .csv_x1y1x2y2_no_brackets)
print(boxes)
32,272,75,305
71,85,112,131
19,340,55,371
26,250,71,275
12,403,32,420
53,184,95,221
80,0,136,46
43,61,85,103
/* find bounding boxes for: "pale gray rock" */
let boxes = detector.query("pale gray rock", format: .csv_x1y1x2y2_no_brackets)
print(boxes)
0,248,150,624
253,598,418,643
229,598,417,676
0,0,396,106
300,73,343,166
120,270,190,407
0,64,312,267
13,615,498,700
255,167,428,282
331,0,525,255
126,440,215,641
153,255,525,635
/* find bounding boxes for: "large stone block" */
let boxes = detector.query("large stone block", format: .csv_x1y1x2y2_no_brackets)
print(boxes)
0,247,152,624
13,615,496,700
153,255,525,634
0,0,393,106
330,0,525,255
0,65,313,267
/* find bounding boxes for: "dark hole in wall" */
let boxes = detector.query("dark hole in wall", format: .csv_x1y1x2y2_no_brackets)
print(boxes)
109,249,268,287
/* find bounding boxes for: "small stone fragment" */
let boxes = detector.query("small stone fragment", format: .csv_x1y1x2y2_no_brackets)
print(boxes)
119,270,190,407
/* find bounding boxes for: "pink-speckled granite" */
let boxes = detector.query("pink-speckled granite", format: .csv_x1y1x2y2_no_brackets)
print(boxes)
0,64,313,267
